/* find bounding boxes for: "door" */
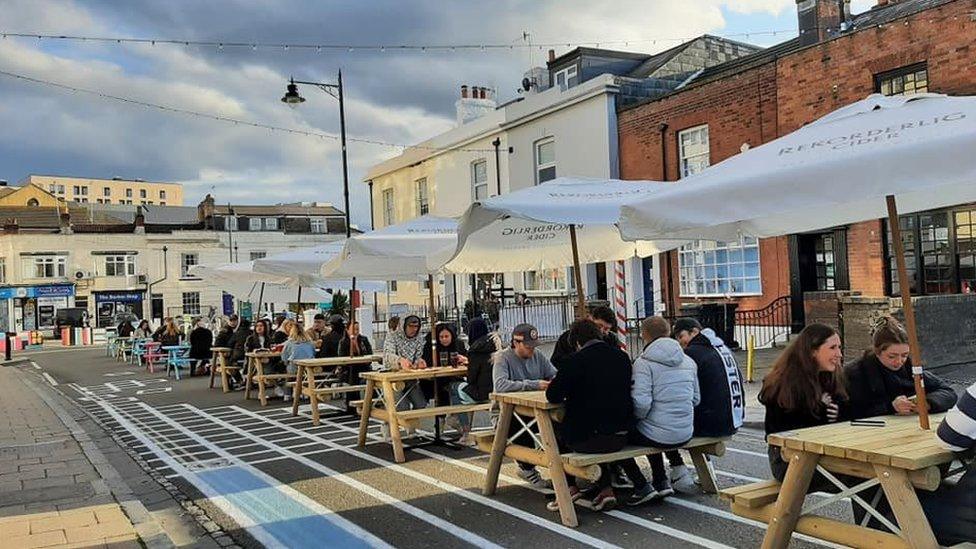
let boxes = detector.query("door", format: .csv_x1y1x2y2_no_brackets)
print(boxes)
151,293,164,321
594,263,608,300
641,256,655,317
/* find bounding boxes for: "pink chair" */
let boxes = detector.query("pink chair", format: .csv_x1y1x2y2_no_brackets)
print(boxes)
144,342,166,373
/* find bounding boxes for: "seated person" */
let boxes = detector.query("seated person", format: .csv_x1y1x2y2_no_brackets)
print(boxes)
847,316,957,419
337,321,374,386
382,315,428,411
629,316,699,504
305,313,328,353
550,305,620,368
759,324,848,484
320,315,347,358
213,315,238,347
281,324,316,401
666,317,745,490
422,323,469,405
546,319,641,512
448,318,497,445
492,323,557,491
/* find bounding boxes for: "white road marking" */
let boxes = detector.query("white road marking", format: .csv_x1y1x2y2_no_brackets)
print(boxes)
42,372,58,386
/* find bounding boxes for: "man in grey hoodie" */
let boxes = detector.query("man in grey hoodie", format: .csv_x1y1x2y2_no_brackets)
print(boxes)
492,323,557,491
629,316,700,502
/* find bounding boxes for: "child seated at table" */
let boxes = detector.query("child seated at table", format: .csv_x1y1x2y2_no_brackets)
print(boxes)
546,319,641,512
759,323,849,485
281,324,316,401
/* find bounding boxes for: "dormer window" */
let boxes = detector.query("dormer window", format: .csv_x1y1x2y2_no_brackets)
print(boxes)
554,65,579,90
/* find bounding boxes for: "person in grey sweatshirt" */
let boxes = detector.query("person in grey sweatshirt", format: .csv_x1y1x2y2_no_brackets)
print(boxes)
629,316,700,501
492,323,557,491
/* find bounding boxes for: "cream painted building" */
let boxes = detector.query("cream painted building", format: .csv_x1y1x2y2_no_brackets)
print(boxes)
24,175,184,206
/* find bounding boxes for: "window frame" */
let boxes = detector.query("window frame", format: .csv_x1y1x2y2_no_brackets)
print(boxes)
103,254,136,277
471,159,489,201
415,178,429,216
102,187,111,197
554,64,579,89
23,255,67,279
263,217,279,231
125,188,133,198
382,188,395,226
249,251,267,261
248,217,262,231
876,62,928,97
678,124,710,178
523,268,569,293
0,258,6,284
310,217,326,233
678,237,763,298
180,252,199,279
182,291,201,315
534,137,556,185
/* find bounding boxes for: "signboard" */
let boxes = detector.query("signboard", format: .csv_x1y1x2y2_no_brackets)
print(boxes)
94,291,143,303
0,284,74,299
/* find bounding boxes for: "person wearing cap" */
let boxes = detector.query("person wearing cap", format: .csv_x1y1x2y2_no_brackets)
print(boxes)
667,317,746,491
493,322,558,491
214,314,239,348
305,313,329,353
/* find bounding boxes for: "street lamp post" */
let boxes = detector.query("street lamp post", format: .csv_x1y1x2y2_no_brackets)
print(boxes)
281,74,356,319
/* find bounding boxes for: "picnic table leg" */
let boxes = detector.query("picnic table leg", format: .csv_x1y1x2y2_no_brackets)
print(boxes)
874,464,938,549
357,379,376,447
689,449,719,494
257,360,268,406
220,355,231,393
381,380,406,463
535,408,578,528
484,401,514,496
244,357,254,400
310,367,322,425
292,364,304,417
761,450,819,549
209,353,217,389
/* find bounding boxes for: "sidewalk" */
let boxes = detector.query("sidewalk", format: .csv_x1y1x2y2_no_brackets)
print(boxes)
0,365,160,548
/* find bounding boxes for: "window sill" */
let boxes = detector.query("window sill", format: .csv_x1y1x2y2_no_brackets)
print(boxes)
678,292,763,299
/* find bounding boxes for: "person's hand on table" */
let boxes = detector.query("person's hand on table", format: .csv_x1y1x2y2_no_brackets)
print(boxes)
399,358,413,370
537,379,550,390
415,358,428,369
892,395,917,415
456,355,469,366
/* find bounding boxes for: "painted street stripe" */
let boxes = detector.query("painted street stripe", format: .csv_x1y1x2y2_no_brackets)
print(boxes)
228,405,619,549
180,405,505,549
42,372,58,386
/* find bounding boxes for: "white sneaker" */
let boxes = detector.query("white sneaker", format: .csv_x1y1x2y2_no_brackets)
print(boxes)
273,386,285,398
457,432,476,447
380,424,391,442
669,464,698,492
517,467,554,494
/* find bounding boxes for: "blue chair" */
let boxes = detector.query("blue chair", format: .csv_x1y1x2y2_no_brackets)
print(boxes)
166,346,193,380
130,338,150,365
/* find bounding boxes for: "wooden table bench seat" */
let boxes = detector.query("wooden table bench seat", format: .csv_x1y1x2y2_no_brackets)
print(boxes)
396,403,493,422
720,479,782,509
294,356,382,424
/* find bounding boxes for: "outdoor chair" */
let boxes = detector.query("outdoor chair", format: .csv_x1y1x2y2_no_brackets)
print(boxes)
144,342,166,373
166,347,193,380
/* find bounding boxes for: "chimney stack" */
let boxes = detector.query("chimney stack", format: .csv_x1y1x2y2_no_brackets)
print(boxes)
461,85,469,98
548,49,556,63
59,211,72,235
134,205,145,234
796,0,848,46
455,84,497,126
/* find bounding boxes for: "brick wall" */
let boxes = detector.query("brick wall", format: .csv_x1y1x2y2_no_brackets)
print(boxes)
619,0,976,314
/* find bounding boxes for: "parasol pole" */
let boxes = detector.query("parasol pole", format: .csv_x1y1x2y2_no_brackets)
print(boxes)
569,224,586,318
428,274,439,368
255,282,266,322
885,195,930,430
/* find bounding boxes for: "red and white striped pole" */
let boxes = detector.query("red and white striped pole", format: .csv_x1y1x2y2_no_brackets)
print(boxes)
613,260,628,350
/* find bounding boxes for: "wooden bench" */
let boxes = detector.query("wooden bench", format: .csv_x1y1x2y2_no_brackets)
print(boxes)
293,356,382,424
475,431,726,488
244,351,286,406
208,348,237,393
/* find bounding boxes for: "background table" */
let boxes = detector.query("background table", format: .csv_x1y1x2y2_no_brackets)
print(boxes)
292,355,382,423
763,413,951,549
358,367,468,462
244,351,283,405
161,345,190,380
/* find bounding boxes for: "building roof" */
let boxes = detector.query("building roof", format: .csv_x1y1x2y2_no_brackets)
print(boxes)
23,174,181,186
0,187,17,199
636,0,958,108
211,204,345,217
0,207,61,228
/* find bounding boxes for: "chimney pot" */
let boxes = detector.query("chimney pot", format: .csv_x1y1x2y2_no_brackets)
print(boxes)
548,49,556,62
461,85,469,98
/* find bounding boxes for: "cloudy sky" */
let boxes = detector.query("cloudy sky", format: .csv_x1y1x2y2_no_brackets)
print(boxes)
0,0,875,227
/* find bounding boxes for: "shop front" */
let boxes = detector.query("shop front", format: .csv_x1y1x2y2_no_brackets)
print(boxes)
94,290,145,328
0,284,75,332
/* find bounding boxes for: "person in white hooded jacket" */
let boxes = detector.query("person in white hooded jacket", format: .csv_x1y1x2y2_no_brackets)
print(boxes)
628,316,700,503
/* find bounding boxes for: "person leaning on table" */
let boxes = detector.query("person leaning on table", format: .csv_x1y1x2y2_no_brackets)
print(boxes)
846,316,958,420
382,314,429,411
759,323,850,485
492,322,557,493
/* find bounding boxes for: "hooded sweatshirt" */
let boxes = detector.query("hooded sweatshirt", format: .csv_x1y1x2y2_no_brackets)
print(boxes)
382,314,425,370
632,337,700,445
423,323,467,367
684,329,746,437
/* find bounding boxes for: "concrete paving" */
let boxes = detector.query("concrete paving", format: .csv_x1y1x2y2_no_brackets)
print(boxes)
12,344,862,549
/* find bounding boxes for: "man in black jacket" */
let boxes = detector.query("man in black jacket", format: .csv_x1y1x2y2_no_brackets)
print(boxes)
550,305,620,368
318,315,346,358
213,314,238,348
545,319,644,512
668,317,746,491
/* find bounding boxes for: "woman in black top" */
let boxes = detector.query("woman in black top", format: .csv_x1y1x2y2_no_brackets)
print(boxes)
245,319,272,352
759,323,849,483
157,318,182,348
846,316,957,419
336,321,374,386
421,323,468,405
188,317,213,376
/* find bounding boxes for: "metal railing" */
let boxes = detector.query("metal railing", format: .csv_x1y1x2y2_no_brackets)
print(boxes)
734,295,793,349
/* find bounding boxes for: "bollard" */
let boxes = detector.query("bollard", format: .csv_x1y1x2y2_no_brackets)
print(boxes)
3,332,11,362
746,334,755,383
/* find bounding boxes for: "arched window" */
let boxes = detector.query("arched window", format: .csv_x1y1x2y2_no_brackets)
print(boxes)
27,198,40,207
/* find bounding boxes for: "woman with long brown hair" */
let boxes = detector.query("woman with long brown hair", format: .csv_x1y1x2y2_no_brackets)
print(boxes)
759,323,848,481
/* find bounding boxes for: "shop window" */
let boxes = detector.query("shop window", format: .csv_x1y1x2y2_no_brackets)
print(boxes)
885,206,976,295
523,269,568,292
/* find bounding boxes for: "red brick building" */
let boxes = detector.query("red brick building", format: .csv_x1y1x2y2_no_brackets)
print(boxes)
618,0,976,326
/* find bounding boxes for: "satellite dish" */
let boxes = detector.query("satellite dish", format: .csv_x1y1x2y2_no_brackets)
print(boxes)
521,77,533,92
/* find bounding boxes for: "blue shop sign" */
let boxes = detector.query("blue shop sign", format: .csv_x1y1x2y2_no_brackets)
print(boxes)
94,291,143,303
0,284,74,299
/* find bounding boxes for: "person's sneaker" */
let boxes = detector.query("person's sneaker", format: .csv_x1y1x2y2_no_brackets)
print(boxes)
611,468,634,489
457,432,476,447
669,464,697,492
517,468,554,494
652,477,675,498
545,486,582,512
273,386,285,398
578,487,616,512
625,483,658,506
380,424,391,442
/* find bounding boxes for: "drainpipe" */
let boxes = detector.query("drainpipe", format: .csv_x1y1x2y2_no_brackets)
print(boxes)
659,122,676,316
492,138,503,196
146,246,168,319
367,180,375,229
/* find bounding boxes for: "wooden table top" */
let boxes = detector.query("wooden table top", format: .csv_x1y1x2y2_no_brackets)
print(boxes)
767,413,952,470
245,351,281,358
211,347,231,352
295,354,382,368
360,366,467,382
490,390,562,410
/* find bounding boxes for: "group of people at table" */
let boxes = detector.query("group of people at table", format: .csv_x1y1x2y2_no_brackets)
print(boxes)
119,304,974,544
386,304,973,545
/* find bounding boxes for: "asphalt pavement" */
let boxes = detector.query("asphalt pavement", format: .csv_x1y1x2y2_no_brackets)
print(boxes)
14,344,855,549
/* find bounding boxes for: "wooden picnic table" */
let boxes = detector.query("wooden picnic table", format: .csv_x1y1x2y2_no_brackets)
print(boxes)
208,347,234,392
357,366,486,463
292,355,382,424
244,351,283,406
483,390,727,528
760,413,952,549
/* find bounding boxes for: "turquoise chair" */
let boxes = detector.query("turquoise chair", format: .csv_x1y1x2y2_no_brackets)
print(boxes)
166,346,193,380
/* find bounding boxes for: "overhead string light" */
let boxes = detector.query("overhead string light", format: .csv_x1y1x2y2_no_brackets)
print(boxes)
0,68,499,154
0,29,803,54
